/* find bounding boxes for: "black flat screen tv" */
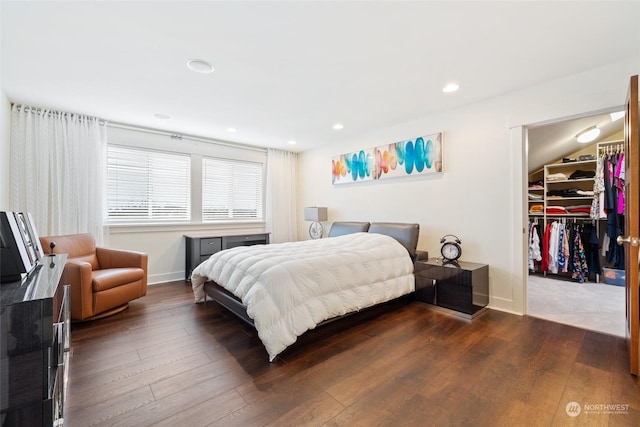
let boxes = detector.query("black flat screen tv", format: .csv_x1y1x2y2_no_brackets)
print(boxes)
0,211,44,283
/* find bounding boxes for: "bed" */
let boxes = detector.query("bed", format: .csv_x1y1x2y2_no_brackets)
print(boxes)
191,221,423,361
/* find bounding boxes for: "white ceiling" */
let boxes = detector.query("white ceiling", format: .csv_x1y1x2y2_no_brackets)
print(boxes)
2,1,639,153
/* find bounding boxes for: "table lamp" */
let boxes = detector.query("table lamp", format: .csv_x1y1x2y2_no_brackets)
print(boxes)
304,207,328,239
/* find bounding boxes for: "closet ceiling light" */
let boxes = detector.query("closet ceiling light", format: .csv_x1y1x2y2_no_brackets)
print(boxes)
332,123,344,130
576,126,600,143
226,127,237,133
288,140,297,145
186,59,214,73
442,83,460,93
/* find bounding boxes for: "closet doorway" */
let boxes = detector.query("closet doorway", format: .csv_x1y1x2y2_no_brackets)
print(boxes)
526,110,625,337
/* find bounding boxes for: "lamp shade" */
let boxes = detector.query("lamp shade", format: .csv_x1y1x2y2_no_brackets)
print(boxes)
304,207,328,222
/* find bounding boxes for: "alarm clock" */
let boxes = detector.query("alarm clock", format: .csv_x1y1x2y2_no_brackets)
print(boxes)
440,234,462,262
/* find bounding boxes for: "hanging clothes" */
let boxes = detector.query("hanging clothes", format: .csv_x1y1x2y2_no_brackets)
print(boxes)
616,152,625,214
548,221,561,274
557,223,567,272
541,222,552,272
583,223,602,276
601,151,626,269
591,153,606,219
570,224,589,283
561,224,571,273
528,222,542,271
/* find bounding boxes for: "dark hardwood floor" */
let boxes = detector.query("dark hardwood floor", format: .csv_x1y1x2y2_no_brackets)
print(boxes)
66,281,640,426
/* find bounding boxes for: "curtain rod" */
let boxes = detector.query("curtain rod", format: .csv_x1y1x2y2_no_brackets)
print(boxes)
13,104,100,121
13,104,267,154
105,121,267,154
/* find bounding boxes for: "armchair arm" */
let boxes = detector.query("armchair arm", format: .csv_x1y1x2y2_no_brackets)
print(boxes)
96,247,148,292
96,247,147,270
62,259,94,321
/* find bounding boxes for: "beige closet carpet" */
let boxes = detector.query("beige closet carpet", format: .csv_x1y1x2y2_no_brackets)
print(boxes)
527,273,625,337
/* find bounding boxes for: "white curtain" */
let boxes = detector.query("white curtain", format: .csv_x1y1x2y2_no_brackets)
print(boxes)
266,148,298,243
10,105,107,244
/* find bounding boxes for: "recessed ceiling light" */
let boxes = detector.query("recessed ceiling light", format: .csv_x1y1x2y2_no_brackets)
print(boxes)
576,126,601,143
186,59,214,74
332,122,344,130
154,113,170,119
227,127,237,133
610,111,625,122
442,83,460,93
288,140,297,145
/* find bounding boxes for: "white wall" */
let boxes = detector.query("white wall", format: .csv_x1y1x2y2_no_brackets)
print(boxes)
298,57,640,315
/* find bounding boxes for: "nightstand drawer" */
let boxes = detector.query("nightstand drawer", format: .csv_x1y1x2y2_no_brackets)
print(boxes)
438,281,474,314
200,238,222,255
415,276,435,304
415,275,434,291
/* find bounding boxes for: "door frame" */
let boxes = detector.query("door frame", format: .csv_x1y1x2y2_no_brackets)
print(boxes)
623,75,639,375
518,107,627,317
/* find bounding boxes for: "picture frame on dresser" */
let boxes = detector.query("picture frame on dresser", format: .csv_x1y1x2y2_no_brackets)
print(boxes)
0,211,44,283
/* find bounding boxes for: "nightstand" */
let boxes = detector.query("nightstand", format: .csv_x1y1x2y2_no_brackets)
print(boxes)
414,258,489,319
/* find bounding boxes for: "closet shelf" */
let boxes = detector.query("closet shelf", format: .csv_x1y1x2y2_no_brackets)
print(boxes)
545,213,591,217
546,196,594,200
545,159,596,169
546,178,594,184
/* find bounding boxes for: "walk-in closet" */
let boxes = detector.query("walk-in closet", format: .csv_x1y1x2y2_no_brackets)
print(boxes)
527,111,625,336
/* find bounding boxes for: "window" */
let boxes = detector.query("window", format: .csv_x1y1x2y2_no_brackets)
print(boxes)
202,157,263,221
107,145,191,222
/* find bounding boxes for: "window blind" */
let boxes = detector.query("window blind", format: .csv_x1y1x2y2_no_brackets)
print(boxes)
107,145,191,222
202,157,263,221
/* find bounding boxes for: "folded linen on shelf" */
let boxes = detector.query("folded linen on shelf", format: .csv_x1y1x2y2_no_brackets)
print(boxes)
569,170,596,179
547,189,594,198
567,206,590,214
529,204,543,213
546,172,567,181
546,206,568,215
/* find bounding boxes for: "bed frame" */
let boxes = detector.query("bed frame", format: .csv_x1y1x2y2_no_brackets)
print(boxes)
203,221,424,328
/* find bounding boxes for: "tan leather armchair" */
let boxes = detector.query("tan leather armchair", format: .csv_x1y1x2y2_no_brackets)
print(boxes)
39,233,148,321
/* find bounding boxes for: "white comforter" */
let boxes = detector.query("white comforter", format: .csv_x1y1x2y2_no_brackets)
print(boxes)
191,232,415,361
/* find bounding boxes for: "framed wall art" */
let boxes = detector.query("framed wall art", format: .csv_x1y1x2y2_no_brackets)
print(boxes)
332,132,442,185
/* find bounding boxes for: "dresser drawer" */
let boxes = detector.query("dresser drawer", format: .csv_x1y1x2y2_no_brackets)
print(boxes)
200,238,222,255
222,234,269,249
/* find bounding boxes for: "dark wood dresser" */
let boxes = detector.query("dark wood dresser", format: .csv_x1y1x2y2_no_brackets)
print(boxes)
184,233,270,280
1,254,69,426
